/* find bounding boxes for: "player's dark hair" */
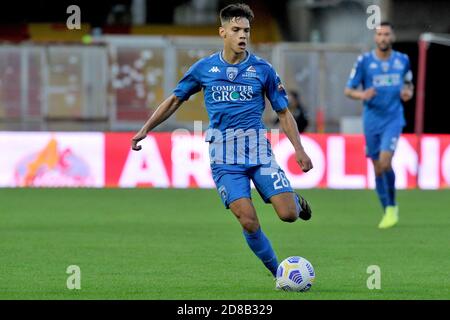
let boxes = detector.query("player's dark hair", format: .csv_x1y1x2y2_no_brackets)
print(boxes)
379,21,394,30
219,3,254,25
289,90,299,103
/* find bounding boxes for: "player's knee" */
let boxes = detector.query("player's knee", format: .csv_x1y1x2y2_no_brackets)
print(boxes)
241,217,260,233
374,166,383,176
374,162,389,176
379,160,392,173
236,212,259,233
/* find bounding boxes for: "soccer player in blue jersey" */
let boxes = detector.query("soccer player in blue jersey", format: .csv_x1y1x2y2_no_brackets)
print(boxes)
345,22,414,229
131,3,313,281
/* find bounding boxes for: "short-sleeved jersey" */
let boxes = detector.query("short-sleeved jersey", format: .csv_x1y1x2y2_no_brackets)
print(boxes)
346,50,413,133
173,51,288,165
174,51,288,131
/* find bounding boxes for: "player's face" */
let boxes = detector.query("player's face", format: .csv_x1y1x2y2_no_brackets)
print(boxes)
374,25,394,52
220,17,250,54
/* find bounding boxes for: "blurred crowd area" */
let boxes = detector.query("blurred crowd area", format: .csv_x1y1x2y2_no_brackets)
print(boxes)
0,0,449,133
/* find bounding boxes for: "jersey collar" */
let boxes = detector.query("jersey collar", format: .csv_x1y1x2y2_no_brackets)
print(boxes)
219,50,251,66
371,49,395,61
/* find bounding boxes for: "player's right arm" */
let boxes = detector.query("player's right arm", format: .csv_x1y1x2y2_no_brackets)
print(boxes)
344,54,376,101
131,60,202,151
131,94,184,151
345,87,376,101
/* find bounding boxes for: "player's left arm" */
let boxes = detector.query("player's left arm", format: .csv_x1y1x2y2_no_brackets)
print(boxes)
264,65,313,172
401,78,414,102
401,56,414,102
277,108,313,172
265,64,313,172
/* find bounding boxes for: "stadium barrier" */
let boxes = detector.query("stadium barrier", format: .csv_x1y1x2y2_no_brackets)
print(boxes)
0,39,366,133
1,132,449,189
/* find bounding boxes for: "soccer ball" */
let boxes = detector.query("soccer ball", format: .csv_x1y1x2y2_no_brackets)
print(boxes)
275,256,315,292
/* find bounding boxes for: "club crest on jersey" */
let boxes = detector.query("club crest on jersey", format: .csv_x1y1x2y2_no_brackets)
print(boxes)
226,67,238,81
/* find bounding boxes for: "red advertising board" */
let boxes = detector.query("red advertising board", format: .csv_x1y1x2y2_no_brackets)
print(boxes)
1,132,449,189
104,132,450,189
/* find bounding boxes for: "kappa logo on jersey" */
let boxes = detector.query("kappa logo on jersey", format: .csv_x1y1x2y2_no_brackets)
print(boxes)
209,66,220,73
242,65,257,78
369,62,378,69
226,67,238,81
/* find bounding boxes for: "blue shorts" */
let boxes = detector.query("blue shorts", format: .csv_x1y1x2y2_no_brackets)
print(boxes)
211,162,294,209
365,122,403,160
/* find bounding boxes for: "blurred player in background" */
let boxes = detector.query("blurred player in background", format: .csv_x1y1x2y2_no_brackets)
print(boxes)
131,3,313,282
344,22,414,229
273,90,309,133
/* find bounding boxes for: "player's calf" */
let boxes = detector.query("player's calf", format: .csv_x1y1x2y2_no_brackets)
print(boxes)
373,151,394,175
278,210,298,223
271,192,312,222
270,192,298,222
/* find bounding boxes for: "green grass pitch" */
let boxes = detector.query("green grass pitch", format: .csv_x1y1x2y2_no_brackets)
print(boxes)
0,188,449,300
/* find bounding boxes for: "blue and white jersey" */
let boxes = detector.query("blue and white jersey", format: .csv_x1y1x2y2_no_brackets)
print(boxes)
174,51,288,165
346,50,413,133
